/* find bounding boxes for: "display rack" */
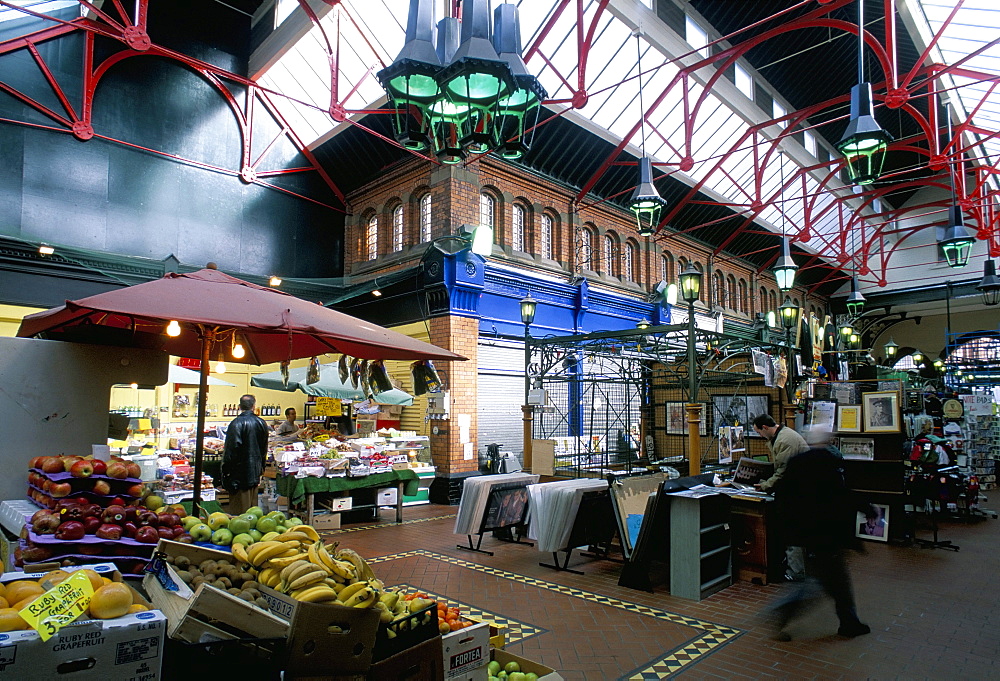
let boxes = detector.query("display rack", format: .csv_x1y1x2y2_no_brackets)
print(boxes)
668,492,733,600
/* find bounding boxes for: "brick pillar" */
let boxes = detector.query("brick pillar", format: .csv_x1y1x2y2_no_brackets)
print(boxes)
427,315,480,503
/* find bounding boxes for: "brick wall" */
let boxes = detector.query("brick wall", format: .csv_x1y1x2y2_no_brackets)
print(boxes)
426,315,479,476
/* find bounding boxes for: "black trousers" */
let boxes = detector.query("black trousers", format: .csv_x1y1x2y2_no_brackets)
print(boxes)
773,548,862,629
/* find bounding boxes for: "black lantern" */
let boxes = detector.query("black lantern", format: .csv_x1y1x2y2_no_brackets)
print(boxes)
630,157,667,237
678,263,702,304
520,294,537,326
845,275,866,316
779,296,800,329
837,83,892,185
636,318,651,330
977,259,1000,306
773,237,798,291
939,205,975,268
883,337,898,360
492,4,546,160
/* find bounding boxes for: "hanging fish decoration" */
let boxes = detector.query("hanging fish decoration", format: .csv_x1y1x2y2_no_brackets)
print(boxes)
350,357,362,389
306,356,321,385
369,360,394,394
359,360,373,398
339,354,350,384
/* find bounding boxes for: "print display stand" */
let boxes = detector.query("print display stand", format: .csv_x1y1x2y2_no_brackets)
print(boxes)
453,473,539,556
608,473,671,592
538,488,617,575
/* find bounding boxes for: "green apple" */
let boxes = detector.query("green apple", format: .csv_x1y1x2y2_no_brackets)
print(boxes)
488,661,501,676
266,511,287,522
228,515,254,535
285,516,303,527
248,529,263,542
245,506,264,519
524,674,538,681
182,516,201,531
504,662,520,674
255,516,278,534
211,528,234,546
497,672,507,681
189,523,212,542
231,533,254,546
207,512,230,531
509,673,526,681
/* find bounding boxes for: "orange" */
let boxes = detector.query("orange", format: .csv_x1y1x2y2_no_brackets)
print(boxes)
77,569,105,592
0,608,28,632
127,604,148,614
0,597,7,609
39,569,72,591
12,595,41,611
89,583,132,620
5,581,44,607
101,577,113,586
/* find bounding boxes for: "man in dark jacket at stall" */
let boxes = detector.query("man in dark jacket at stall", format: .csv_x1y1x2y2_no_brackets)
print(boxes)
222,394,270,515
769,428,871,641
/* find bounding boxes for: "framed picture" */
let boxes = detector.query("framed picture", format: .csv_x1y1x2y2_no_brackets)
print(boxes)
718,426,733,464
856,503,889,542
838,436,874,460
664,402,708,435
836,404,862,433
862,391,901,433
712,395,770,436
808,400,837,430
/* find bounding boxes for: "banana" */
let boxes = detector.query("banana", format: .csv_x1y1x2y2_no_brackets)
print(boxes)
277,546,302,558
328,559,357,582
337,581,369,603
276,531,313,544
317,543,337,572
266,554,309,570
335,548,376,583
343,587,375,608
231,542,250,564
288,569,328,592
280,561,316,584
307,542,333,573
324,579,346,593
260,531,281,542
294,585,341,603
297,524,321,543
249,541,290,566
258,567,280,589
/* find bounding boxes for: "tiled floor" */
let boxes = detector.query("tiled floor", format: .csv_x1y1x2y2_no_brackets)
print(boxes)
325,503,1000,680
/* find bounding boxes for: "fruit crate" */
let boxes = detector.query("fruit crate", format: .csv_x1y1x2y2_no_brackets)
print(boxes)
144,539,289,642
372,601,438,662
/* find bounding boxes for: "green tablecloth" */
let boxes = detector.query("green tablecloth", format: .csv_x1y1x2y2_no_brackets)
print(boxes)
276,469,420,506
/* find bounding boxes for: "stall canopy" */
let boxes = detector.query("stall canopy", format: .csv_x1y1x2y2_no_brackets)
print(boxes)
168,364,235,387
251,363,413,405
17,266,463,514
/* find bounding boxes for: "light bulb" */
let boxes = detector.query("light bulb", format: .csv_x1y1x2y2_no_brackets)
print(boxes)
165,320,181,337
269,276,282,287
215,360,226,374
130,383,138,390
232,343,245,359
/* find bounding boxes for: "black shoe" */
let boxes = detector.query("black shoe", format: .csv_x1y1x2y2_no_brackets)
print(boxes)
838,623,871,638
772,630,792,642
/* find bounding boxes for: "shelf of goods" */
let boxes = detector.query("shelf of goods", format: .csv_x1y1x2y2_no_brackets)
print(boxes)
27,468,144,509
21,526,156,577
668,493,732,601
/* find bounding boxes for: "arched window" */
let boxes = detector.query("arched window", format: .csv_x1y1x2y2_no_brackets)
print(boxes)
392,204,404,252
623,241,636,281
694,262,706,303
759,286,768,313
511,204,525,252
727,275,737,310
540,214,553,260
579,225,595,270
769,290,778,312
602,234,615,276
366,215,378,261
480,192,496,244
713,270,725,308
738,279,748,314
419,193,432,242
661,253,673,284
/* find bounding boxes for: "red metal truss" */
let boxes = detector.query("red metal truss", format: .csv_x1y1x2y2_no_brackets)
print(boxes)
0,0,347,210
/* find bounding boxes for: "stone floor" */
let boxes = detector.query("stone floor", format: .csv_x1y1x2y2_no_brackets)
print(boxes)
319,499,1000,680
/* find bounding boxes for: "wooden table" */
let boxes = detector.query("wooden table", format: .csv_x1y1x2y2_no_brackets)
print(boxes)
275,469,420,525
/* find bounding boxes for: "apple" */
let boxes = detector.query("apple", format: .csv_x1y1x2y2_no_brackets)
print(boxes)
61,456,82,472
137,510,159,527
159,513,180,528
122,521,138,539
22,544,55,563
157,527,176,539
245,506,265,519
248,529,263,542
40,457,64,474
92,479,112,496
169,504,187,519
54,520,86,540
211,528,233,546
82,516,103,534
102,505,127,524
134,526,159,544
110,496,126,507
31,511,61,534
124,506,138,522
28,456,41,470
125,461,142,479
207,512,229,531
189,523,212,542
69,459,94,478
182,516,201,531
72,496,89,506
228,515,254,536
145,495,165,511
91,459,107,475
174,533,194,544
488,662,501,676
126,484,144,498
285,517,303,527
49,482,72,498
504,662,521,675
42,479,52,493
254,516,277,534
106,461,129,479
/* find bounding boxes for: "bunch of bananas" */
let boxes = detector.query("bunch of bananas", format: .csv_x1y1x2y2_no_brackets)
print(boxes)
376,591,437,637
230,525,383,608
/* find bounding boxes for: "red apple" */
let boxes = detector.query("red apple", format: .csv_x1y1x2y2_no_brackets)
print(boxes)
42,479,52,493
82,516,103,534
72,496,89,506
170,526,186,539
134,526,159,544
49,482,72,498
173,533,194,544
157,527,175,539
125,462,142,479
111,496,126,507
92,479,111,496
69,460,94,478
61,456,81,473
31,511,61,534
54,520,86,540
95,523,123,540
91,460,107,475
22,545,55,562
124,506,138,522
40,457,64,474
122,521,138,538
83,504,102,518
106,461,129,479
28,456,41,470
137,510,159,527
126,484,144,498
158,513,180,528
102,505,127,524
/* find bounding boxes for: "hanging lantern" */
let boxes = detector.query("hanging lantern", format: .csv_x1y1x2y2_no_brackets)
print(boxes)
492,3,546,160
630,157,667,237
939,206,975,268
845,275,866,316
773,237,798,291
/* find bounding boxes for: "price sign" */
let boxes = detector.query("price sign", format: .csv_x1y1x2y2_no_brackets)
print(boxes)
314,397,342,417
19,571,95,641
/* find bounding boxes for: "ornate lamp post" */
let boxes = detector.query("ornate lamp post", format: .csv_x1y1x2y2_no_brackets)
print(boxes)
678,263,703,475
520,294,537,471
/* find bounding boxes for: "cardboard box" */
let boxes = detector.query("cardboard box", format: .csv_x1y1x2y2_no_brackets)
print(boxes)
143,540,288,643
461,616,505,650
331,496,352,512
312,514,341,531
377,488,398,506
0,609,167,681
296,635,444,681
442,621,489,680
258,585,380,675
490,649,563,680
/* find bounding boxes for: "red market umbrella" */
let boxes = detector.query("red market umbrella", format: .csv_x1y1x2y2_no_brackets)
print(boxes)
18,267,464,514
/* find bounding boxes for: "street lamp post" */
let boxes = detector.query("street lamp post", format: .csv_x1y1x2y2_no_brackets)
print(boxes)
678,264,703,475
779,296,801,428
520,294,537,472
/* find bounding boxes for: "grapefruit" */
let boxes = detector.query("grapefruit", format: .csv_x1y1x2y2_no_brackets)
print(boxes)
0,608,29,632
5,581,43,606
89,582,133,619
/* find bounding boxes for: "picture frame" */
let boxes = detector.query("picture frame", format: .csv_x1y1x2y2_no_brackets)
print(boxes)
836,404,863,433
838,436,874,461
862,390,901,433
856,503,889,542
712,395,770,437
664,402,708,435
808,400,837,430
718,426,733,464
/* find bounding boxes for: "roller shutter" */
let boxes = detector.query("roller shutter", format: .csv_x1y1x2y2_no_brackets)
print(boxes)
477,341,526,462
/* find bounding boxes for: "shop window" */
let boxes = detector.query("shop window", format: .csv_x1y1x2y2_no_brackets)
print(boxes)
366,215,378,261
579,226,595,269
419,193,432,242
540,214,553,260
392,204,403,252
480,192,496,243
623,241,636,282
603,234,615,276
512,204,525,252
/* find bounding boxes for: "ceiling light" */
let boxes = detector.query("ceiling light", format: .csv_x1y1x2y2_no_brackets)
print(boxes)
845,275,865,316
977,259,1000,306
165,320,181,337
214,360,226,374
38,244,54,255
372,289,382,297
939,206,975,269
269,276,282,287
773,237,798,291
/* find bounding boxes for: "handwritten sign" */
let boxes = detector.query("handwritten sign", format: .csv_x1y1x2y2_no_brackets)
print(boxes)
19,571,95,641
314,397,342,417
962,393,994,417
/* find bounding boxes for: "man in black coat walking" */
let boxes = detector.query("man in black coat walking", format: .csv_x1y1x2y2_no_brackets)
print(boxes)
222,394,270,515
769,430,871,641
